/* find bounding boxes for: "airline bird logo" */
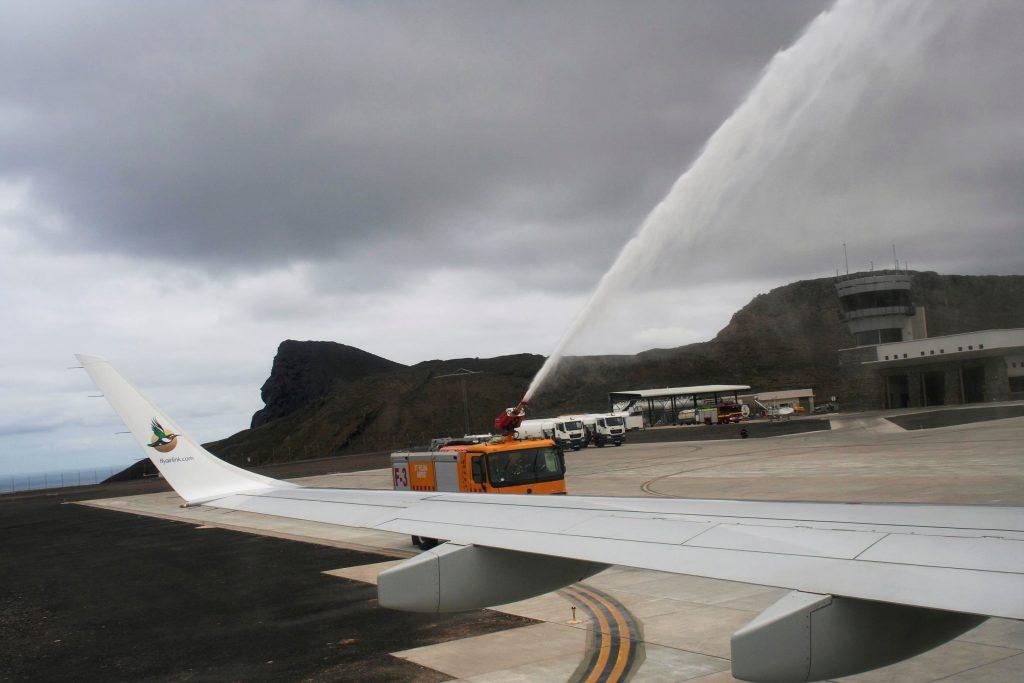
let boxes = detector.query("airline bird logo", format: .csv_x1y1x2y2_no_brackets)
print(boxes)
147,418,178,453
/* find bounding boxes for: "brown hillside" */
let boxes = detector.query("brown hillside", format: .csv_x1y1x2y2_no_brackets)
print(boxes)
206,272,1024,465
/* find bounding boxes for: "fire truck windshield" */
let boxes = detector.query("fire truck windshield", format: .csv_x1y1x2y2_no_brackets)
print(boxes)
605,417,625,426
561,420,583,431
486,447,564,488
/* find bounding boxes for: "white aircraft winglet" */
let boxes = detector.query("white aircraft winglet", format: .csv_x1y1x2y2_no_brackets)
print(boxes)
75,354,290,504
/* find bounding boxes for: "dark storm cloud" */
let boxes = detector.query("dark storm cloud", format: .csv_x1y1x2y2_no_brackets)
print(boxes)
3,1,1023,478
0,0,825,282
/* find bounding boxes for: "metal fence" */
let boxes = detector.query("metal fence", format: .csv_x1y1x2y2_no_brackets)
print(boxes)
0,466,122,495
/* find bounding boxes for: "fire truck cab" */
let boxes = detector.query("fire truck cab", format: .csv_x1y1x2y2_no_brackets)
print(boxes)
391,437,567,549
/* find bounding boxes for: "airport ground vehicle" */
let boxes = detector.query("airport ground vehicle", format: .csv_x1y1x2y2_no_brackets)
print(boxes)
392,437,567,548
515,418,586,450
613,410,644,431
560,413,626,447
715,402,745,423
684,401,747,424
591,414,626,446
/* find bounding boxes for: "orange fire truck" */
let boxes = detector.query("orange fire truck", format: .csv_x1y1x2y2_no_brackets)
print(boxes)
391,436,567,549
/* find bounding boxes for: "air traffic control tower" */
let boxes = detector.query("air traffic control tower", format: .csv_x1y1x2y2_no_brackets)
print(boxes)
835,270,1022,409
833,269,927,408
834,270,926,345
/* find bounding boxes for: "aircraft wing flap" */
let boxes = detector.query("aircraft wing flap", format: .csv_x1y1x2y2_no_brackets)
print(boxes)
682,523,886,559
562,515,713,544
857,533,1024,573
385,499,600,533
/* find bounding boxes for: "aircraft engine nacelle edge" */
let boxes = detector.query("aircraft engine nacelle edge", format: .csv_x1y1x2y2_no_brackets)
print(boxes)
377,542,608,613
731,590,987,682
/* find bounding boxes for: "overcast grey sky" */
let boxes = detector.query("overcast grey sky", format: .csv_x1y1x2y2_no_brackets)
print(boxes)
1,1,1021,476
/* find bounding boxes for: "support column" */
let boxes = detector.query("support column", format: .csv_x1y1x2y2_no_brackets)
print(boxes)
984,357,1010,402
944,365,961,406
907,371,923,408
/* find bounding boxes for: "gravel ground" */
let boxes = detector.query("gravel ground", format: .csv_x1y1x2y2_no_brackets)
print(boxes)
0,490,532,681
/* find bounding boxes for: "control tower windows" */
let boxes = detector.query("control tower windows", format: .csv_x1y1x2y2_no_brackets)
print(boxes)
839,289,912,313
854,328,904,346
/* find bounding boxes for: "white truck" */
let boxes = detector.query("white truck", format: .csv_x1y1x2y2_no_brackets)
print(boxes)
615,408,647,430
515,418,587,451
560,413,627,447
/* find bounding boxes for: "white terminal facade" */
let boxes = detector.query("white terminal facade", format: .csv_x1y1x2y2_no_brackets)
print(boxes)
835,271,1024,408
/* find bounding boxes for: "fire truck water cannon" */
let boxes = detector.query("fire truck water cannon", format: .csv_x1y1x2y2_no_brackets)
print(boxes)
494,401,528,436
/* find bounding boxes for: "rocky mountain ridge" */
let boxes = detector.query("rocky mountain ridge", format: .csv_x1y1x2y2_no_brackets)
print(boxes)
205,272,1024,465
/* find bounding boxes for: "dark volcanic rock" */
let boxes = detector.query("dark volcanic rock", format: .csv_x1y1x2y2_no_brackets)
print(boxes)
250,340,404,428
102,458,159,483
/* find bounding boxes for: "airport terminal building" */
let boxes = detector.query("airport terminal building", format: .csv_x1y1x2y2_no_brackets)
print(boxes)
835,271,1023,408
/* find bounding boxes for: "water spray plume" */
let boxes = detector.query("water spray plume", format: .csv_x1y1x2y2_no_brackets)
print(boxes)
521,0,954,404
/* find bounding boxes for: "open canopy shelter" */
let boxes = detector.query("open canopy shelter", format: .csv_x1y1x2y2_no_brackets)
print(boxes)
609,384,751,428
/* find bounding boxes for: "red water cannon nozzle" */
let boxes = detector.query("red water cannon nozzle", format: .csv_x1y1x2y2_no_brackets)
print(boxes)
494,401,528,435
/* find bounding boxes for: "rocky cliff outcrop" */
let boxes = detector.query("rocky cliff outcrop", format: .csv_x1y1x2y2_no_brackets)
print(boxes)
250,340,404,428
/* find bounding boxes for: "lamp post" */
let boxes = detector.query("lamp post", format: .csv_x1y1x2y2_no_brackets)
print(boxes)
434,368,485,435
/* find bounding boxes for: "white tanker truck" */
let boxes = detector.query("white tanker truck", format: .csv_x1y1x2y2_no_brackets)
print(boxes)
558,413,626,447
514,418,587,450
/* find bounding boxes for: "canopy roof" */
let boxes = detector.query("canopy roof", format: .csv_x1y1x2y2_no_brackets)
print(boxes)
752,389,814,401
609,385,750,399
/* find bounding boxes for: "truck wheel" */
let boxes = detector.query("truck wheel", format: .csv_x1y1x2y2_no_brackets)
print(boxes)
614,441,622,446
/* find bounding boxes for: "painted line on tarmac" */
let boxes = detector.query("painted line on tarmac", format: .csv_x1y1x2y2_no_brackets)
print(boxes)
562,583,644,683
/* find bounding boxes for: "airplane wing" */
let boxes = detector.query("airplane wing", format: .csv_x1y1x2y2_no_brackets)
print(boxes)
77,355,1024,682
